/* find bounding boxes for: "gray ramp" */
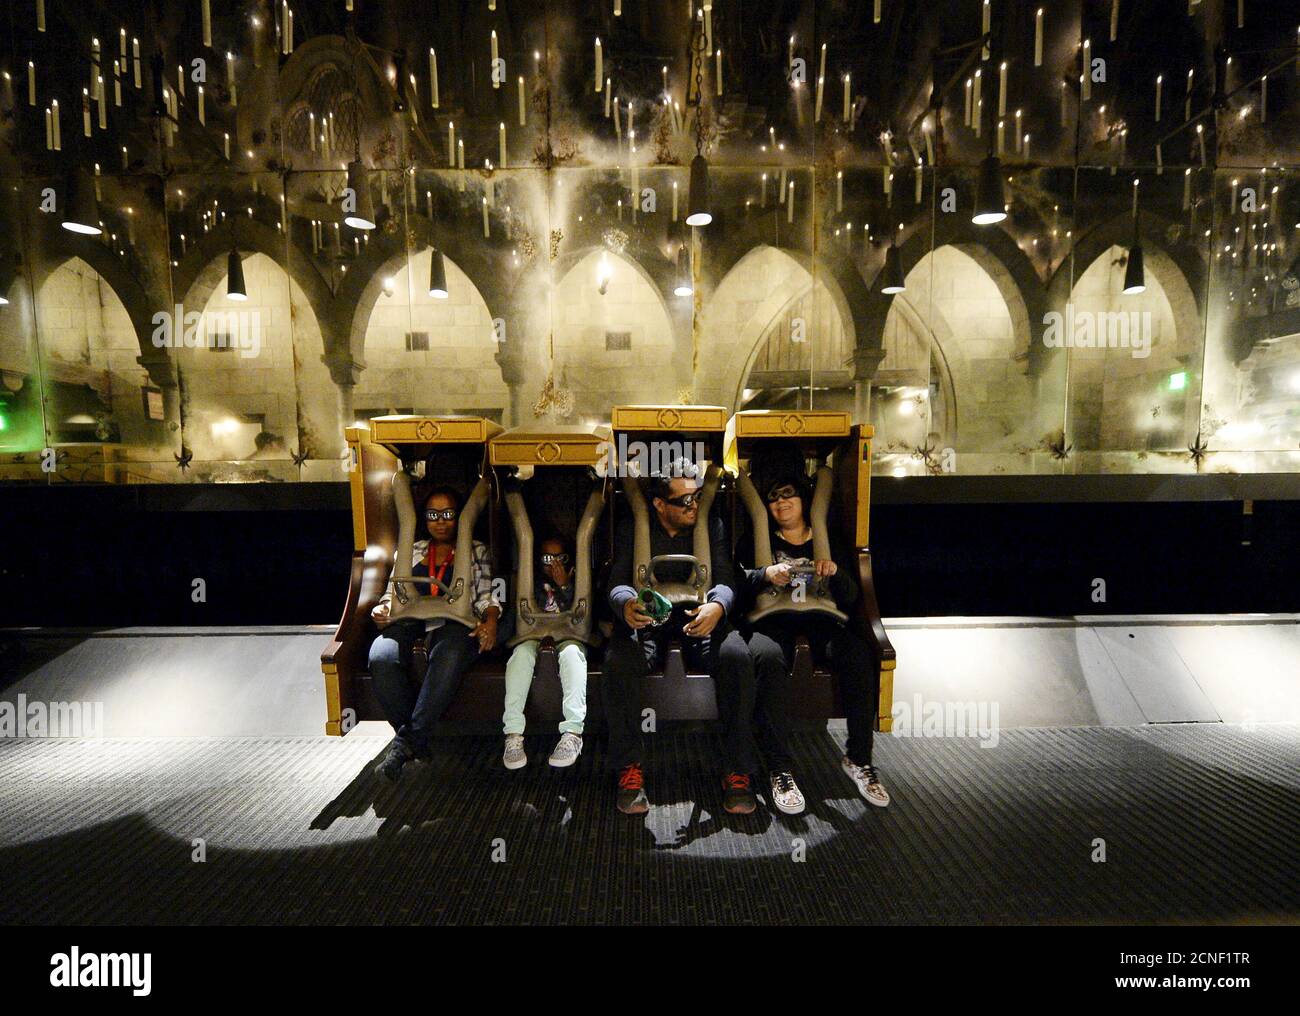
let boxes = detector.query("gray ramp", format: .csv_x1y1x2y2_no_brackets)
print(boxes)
1092,626,1220,723
886,616,1299,728
0,629,330,736
888,624,1148,729
1163,623,1300,725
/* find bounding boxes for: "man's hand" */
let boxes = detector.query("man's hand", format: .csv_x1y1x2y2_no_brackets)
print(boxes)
471,608,499,652
765,563,794,587
371,600,392,629
683,601,724,638
813,559,838,578
623,598,655,630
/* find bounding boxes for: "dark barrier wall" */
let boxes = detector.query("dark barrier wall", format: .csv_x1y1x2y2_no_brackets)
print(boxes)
2,485,1298,628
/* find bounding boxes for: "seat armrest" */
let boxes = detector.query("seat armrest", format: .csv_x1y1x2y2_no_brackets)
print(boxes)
854,548,895,665
322,555,367,666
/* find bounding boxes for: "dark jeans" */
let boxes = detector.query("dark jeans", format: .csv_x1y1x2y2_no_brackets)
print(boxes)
368,619,480,754
602,619,759,776
750,614,879,769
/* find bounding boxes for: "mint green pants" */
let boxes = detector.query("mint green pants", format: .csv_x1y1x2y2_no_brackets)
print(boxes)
503,639,587,736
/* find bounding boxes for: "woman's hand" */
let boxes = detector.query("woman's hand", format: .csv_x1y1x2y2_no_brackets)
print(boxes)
371,600,392,629
765,562,794,587
471,609,499,652
813,559,837,578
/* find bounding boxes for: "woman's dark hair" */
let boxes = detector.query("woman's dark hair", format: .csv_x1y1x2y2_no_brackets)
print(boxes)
421,484,463,514
537,531,572,556
764,472,813,532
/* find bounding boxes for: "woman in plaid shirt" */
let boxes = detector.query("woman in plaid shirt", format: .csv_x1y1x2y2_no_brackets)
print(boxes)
369,485,502,783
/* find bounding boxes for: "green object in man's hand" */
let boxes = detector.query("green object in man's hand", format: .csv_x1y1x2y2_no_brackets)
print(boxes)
639,587,673,624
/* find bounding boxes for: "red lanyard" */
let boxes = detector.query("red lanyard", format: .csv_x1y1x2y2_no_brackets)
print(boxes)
424,546,454,597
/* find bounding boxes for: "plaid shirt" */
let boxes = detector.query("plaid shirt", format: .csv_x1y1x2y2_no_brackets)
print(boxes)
378,539,500,628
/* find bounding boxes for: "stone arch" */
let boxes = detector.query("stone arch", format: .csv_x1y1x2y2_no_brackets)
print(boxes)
879,243,1043,456
28,227,165,373
706,215,871,370
882,290,964,449
340,213,509,368
696,245,857,411
545,245,681,416
173,242,338,462
864,216,1048,379
1051,211,1204,350
27,254,166,453
174,216,332,328
1062,235,1202,456
351,245,509,421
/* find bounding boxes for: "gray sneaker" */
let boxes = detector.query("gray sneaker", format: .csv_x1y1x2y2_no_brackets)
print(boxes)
548,732,583,768
503,734,527,770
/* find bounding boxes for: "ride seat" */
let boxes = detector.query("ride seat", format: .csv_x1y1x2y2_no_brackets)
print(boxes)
388,470,491,627
737,464,847,624
506,481,606,647
624,462,723,608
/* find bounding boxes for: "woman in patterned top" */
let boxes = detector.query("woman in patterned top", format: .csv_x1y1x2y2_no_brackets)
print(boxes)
742,473,890,814
368,485,502,783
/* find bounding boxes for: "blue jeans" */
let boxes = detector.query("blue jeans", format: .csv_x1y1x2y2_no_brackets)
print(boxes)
503,639,587,736
368,619,480,754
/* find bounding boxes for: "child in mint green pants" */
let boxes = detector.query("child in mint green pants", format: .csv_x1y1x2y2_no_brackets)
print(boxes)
501,537,587,769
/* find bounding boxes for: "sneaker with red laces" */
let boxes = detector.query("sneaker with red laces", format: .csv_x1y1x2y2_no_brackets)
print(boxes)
722,772,757,815
616,762,649,814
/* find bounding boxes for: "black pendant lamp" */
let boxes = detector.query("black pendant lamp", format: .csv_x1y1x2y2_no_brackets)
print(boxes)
0,259,15,305
1123,202,1145,295
972,155,1007,226
61,169,103,235
226,249,248,301
344,160,377,230
428,247,449,299
674,244,693,297
686,154,712,227
881,241,906,294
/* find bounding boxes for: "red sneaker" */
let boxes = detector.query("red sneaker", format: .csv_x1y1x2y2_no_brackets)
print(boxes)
722,772,757,815
616,763,649,814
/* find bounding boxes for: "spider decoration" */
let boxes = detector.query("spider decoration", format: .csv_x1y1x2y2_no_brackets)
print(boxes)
1043,430,1072,461
911,438,942,475
174,447,194,472
291,448,310,467
1187,432,1209,468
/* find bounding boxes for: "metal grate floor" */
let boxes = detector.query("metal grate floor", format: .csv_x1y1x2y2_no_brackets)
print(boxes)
1,724,1297,924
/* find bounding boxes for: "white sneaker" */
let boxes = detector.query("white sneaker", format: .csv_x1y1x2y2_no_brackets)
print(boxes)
503,734,527,770
769,770,806,815
548,732,583,768
841,757,890,807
